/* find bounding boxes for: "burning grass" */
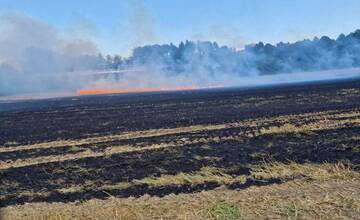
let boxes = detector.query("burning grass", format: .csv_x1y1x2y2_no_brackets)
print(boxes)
77,85,207,95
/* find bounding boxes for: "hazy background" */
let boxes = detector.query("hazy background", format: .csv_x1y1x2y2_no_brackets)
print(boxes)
0,0,360,97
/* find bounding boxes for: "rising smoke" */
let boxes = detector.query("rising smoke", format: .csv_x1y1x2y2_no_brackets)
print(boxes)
1,12,360,97
94,33,360,91
0,13,100,96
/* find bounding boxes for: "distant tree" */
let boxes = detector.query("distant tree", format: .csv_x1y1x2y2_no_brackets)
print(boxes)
113,55,122,69
122,29,360,75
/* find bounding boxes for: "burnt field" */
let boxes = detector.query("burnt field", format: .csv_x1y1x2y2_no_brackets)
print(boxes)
0,79,360,219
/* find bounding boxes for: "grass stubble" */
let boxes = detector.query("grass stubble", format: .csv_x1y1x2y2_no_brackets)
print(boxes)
1,161,359,220
1,88,359,219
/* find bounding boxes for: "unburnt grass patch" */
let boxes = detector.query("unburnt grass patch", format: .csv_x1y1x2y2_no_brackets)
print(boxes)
1,161,359,220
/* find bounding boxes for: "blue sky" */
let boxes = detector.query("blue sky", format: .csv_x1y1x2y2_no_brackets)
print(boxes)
1,0,360,55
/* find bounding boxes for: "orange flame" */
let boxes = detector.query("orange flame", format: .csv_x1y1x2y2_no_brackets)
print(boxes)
77,86,204,95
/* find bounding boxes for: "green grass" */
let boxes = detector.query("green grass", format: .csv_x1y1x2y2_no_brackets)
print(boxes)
207,202,246,220
278,203,310,220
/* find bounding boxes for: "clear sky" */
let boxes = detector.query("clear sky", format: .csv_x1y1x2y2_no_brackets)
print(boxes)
0,0,360,55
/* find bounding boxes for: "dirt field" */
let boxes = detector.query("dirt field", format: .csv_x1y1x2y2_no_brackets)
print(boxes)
0,80,359,219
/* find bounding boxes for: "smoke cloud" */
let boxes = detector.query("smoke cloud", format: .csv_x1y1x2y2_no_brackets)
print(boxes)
0,13,100,96
98,33,360,91
0,12,360,98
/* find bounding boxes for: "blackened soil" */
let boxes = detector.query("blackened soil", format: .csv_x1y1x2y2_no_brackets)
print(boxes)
1,80,360,146
0,125,359,207
0,79,359,207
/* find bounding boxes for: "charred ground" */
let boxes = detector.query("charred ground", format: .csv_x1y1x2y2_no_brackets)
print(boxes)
0,79,359,219
1,80,360,146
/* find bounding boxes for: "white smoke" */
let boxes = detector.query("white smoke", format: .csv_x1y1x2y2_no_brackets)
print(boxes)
1,10,359,99
0,13,99,96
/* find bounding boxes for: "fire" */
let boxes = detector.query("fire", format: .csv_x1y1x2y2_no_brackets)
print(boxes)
77,86,204,95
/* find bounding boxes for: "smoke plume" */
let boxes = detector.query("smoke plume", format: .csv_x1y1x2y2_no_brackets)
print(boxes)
1,12,360,98
0,14,100,96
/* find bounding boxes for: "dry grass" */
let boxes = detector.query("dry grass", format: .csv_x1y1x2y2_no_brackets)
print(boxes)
1,109,359,170
0,123,230,153
2,162,359,220
352,135,360,141
337,88,360,95
251,161,360,182
2,109,358,154
133,167,246,187
1,107,359,219
259,116,360,136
